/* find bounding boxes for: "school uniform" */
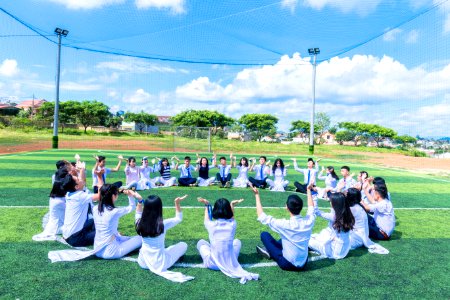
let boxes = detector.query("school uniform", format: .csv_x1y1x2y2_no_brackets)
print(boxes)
215,164,232,186
293,162,319,193
62,190,96,247
333,177,357,193
155,164,177,187
136,211,194,283
367,199,395,240
248,164,269,188
92,167,122,193
93,196,141,259
316,173,337,199
197,218,259,284
233,166,250,188
266,167,289,192
124,165,140,190
197,165,216,186
139,165,158,189
177,164,197,186
257,206,315,271
308,209,351,259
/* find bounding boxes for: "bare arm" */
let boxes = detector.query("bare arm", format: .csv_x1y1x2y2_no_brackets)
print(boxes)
306,184,314,207
111,155,124,172
198,197,210,222
174,194,188,213
364,184,377,204
230,198,244,216
252,187,263,217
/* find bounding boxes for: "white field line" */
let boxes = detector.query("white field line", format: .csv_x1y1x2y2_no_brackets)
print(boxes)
2,206,450,210
0,150,49,158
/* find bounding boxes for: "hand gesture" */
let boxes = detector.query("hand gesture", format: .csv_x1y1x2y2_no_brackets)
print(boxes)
175,194,188,203
93,155,99,161
151,158,156,165
230,153,233,159
74,154,80,161
118,155,124,161
316,158,322,163
231,199,244,206
197,197,209,205
251,186,259,195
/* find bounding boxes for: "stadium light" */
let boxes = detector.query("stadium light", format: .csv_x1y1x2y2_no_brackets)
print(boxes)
308,47,320,155
52,27,69,149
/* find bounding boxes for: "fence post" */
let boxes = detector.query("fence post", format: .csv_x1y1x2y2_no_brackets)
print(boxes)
208,127,212,153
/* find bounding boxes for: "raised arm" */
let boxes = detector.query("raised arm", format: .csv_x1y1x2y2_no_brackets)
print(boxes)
252,187,264,217
249,158,256,171
230,198,244,216
198,197,210,222
291,158,304,172
363,184,376,204
306,184,315,207
111,155,124,172
174,194,188,214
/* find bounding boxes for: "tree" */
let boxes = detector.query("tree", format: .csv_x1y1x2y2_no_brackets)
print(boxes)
315,112,331,144
238,114,278,141
75,101,111,133
394,135,417,147
335,130,356,145
290,120,311,137
171,110,234,135
105,115,123,129
365,124,397,147
328,126,337,134
338,121,365,146
124,111,158,133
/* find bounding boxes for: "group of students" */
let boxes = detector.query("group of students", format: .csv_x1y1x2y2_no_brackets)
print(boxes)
33,153,395,284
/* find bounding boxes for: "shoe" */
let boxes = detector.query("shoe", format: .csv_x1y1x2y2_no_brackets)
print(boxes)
219,184,224,188
131,187,136,191
225,181,231,188
256,245,271,260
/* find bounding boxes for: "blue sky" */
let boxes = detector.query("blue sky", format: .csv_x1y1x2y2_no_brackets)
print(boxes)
0,0,449,137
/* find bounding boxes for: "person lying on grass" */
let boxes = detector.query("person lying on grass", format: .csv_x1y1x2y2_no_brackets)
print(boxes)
254,186,315,271
135,194,194,283
197,196,259,284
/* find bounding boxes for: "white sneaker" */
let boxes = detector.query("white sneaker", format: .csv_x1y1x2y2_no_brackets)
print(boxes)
256,245,271,260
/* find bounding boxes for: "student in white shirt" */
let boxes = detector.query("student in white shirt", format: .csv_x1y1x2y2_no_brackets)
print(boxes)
346,188,371,249
135,194,194,283
155,157,178,187
61,169,101,247
266,158,289,192
248,156,270,189
197,197,259,284
122,156,140,190
360,183,395,240
139,157,158,189
177,156,197,186
293,157,321,194
254,186,315,271
196,156,216,187
233,157,250,188
309,192,355,259
215,155,233,188
315,166,339,199
92,155,124,193
93,186,142,259
333,166,356,193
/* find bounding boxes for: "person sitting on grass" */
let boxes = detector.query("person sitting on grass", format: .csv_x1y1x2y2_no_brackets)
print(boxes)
197,197,259,284
233,157,250,188
316,165,339,199
292,157,321,194
308,190,355,260
360,182,395,240
155,157,178,187
135,194,194,282
139,156,159,189
92,155,124,193
248,156,270,189
196,155,217,187
254,186,315,271
176,156,197,187
215,154,233,188
266,158,289,192
122,156,140,190
333,166,356,193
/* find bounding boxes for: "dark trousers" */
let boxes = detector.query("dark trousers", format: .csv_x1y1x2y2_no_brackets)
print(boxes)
368,214,390,240
249,177,267,188
260,231,306,272
94,181,122,193
216,173,232,185
294,181,307,193
178,177,197,186
65,218,96,247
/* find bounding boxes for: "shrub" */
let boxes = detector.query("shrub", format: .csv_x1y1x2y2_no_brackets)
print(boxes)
63,128,82,135
406,150,427,157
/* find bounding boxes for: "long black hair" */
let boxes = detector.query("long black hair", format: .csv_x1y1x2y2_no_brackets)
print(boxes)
98,184,118,215
50,167,69,198
136,195,164,237
199,157,209,168
212,198,233,220
330,192,355,233
272,158,285,173
346,188,363,209
159,158,169,176
327,166,339,181
238,157,249,167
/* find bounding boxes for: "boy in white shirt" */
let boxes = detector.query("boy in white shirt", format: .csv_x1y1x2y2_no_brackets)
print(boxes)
177,156,197,186
293,157,320,194
334,166,357,193
92,155,124,193
215,155,232,188
248,156,270,189
254,186,315,271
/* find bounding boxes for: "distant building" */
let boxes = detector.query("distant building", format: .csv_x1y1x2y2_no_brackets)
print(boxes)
16,99,47,111
319,131,336,144
0,103,20,116
157,116,171,124
227,132,251,142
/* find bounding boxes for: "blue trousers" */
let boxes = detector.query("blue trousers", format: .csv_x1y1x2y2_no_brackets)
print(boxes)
260,231,306,271
178,177,197,186
368,214,390,240
216,173,232,185
65,218,95,247
249,177,267,188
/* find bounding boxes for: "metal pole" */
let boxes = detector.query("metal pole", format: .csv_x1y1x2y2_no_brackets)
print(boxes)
208,127,212,153
309,53,317,155
52,33,62,149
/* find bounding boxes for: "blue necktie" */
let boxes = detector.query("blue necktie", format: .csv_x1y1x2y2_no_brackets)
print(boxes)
187,167,191,178
260,165,263,179
222,167,225,180
307,170,310,185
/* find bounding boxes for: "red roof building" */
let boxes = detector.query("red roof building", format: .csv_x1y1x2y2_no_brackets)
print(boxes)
16,99,47,110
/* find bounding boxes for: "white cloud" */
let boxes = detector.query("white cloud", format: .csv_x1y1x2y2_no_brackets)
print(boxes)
0,59,19,77
282,0,382,15
123,88,155,104
28,81,102,92
135,0,185,14
383,28,403,42
405,29,419,43
96,57,183,74
47,0,125,10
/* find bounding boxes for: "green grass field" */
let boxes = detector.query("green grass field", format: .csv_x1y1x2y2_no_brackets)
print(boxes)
1,149,449,299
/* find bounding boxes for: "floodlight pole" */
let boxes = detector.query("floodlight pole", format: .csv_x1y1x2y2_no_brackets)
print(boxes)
308,48,320,155
52,28,68,149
